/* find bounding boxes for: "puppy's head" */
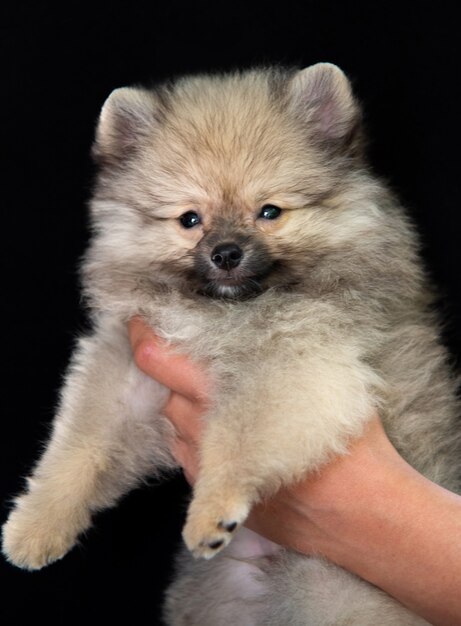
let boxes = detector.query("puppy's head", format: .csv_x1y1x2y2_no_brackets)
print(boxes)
87,64,365,301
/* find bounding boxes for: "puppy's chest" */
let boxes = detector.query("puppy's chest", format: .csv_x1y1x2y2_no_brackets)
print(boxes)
142,295,302,361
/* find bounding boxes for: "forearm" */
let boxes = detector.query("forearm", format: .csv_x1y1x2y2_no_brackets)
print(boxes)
298,450,461,625
248,418,461,626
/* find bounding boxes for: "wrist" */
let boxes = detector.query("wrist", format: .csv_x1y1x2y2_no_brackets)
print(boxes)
292,418,410,559
309,454,424,571
306,447,461,625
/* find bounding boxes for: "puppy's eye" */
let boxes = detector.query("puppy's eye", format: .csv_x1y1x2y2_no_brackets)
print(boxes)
259,205,282,220
179,211,202,229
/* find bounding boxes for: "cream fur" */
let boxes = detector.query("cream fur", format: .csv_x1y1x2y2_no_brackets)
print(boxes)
3,64,460,625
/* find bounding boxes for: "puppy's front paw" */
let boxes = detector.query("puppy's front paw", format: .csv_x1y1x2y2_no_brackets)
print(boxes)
183,496,250,559
2,496,88,570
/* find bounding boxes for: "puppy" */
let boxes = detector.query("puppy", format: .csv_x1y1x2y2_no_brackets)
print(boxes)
3,64,460,625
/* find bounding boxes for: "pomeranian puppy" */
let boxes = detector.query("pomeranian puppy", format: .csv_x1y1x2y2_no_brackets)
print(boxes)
3,63,460,625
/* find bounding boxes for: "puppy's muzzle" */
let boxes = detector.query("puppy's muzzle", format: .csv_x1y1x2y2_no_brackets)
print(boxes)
193,230,275,299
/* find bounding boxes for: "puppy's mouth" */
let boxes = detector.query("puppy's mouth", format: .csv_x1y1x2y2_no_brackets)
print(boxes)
201,272,267,299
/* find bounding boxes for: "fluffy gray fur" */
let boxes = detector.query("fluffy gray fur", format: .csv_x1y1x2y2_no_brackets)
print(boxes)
3,64,460,625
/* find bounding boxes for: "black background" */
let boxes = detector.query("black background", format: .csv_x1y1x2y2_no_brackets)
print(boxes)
1,2,460,624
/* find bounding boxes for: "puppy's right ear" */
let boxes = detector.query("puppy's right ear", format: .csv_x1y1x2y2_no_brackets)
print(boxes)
92,87,158,163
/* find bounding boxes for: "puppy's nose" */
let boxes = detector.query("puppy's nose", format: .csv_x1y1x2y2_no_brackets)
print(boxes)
211,243,243,270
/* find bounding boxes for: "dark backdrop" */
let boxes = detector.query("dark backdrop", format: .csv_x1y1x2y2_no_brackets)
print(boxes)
1,2,460,624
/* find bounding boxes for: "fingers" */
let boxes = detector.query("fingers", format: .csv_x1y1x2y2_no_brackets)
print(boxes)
170,435,200,486
170,431,199,478
128,316,209,402
164,392,204,485
128,317,206,485
163,392,204,440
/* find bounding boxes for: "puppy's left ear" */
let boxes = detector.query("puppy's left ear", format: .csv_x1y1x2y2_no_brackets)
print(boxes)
289,63,362,153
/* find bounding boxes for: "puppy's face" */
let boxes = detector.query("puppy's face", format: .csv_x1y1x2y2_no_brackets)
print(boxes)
165,198,314,299
89,65,364,300
177,206,283,298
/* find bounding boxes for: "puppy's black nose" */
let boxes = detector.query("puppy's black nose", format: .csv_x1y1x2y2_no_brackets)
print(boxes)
211,243,243,270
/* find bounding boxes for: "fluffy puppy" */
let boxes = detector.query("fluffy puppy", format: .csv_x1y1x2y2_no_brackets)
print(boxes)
3,64,460,625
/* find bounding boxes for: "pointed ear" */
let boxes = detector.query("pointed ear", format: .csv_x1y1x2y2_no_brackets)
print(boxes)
289,63,361,146
93,87,158,163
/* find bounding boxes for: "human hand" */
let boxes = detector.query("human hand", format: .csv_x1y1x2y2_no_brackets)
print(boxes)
129,316,461,625
128,316,210,485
